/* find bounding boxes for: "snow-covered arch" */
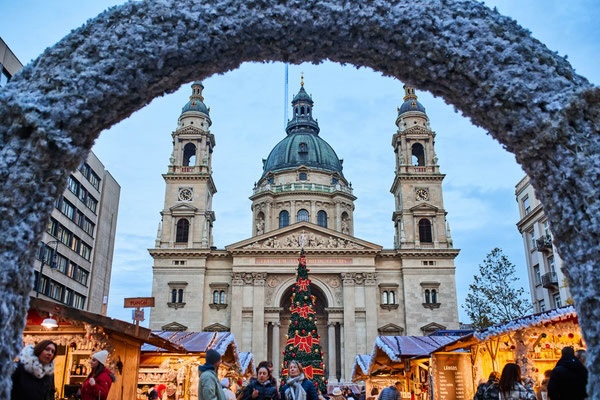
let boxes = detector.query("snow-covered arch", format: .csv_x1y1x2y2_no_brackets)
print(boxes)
0,0,599,396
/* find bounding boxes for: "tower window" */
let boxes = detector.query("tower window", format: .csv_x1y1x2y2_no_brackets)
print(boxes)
411,143,425,166
209,282,230,310
176,218,190,242
418,218,432,243
317,210,327,228
299,143,308,153
168,281,188,309
279,210,290,228
421,282,441,309
171,288,184,303
297,209,309,222
183,143,197,166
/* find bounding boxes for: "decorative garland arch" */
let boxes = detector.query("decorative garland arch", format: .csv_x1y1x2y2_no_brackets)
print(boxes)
0,0,599,396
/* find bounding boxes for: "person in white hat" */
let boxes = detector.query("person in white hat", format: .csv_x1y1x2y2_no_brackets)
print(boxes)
221,378,236,400
331,387,345,400
80,349,116,400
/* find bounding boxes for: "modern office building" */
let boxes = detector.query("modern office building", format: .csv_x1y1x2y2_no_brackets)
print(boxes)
1,37,121,314
149,80,460,382
515,175,571,313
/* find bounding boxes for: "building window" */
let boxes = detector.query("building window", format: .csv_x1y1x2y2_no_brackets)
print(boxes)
379,284,399,310
171,289,184,303
553,293,562,308
209,282,230,310
60,198,76,220
183,143,197,166
418,219,432,243
548,255,555,272
67,176,80,195
168,282,188,309
538,299,546,312
279,210,289,228
317,210,327,228
297,209,309,223
176,218,190,243
523,196,531,215
529,230,536,251
411,143,425,166
421,282,441,309
299,172,308,181
533,264,541,285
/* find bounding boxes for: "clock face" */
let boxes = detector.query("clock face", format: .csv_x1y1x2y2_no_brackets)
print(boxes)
416,188,429,201
178,188,193,201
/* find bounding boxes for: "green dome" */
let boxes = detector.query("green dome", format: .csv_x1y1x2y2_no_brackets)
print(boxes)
261,82,344,177
181,81,210,115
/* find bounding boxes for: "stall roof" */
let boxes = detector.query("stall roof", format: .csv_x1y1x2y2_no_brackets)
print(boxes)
238,351,256,376
436,305,579,352
142,331,236,353
28,297,183,352
351,354,371,381
375,335,462,360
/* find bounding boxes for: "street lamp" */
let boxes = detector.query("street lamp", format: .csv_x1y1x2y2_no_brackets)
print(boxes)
35,240,59,297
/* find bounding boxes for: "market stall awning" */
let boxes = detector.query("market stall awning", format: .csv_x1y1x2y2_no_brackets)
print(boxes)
435,305,579,352
351,354,371,381
238,351,256,377
28,297,183,352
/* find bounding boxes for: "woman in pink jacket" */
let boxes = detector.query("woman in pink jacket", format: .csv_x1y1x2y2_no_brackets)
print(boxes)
80,350,116,400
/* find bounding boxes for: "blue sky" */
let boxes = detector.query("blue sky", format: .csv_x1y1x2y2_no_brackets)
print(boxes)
2,1,599,325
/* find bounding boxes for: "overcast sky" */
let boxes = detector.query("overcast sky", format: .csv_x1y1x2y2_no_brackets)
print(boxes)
2,1,599,326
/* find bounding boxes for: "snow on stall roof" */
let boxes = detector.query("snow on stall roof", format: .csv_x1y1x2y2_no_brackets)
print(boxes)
375,336,463,360
141,331,237,353
475,305,578,341
354,354,371,375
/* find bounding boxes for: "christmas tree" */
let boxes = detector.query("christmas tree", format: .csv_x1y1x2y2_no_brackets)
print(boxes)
281,248,327,393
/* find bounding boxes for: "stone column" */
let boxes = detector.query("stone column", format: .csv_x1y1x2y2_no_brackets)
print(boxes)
364,273,378,353
272,322,280,380
231,272,245,350
252,273,267,362
341,273,356,382
310,201,316,224
328,322,337,383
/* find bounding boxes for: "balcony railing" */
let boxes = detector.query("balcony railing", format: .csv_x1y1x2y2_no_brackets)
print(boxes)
535,235,553,253
253,182,353,196
541,271,558,288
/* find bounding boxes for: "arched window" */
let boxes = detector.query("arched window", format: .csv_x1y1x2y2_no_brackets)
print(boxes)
220,290,226,304
425,289,431,304
382,291,388,305
213,290,220,304
176,219,190,242
279,210,289,228
297,209,309,222
418,218,432,243
171,289,184,303
183,143,197,166
411,143,425,166
317,210,327,227
389,291,396,304
431,289,437,303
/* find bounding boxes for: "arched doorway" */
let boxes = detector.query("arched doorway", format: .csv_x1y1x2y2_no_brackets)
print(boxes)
272,283,339,380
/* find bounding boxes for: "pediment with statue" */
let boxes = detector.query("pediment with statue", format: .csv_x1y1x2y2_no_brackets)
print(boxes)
227,222,381,252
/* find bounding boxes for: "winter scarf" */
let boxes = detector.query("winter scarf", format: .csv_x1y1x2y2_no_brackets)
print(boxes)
18,345,55,379
285,374,307,400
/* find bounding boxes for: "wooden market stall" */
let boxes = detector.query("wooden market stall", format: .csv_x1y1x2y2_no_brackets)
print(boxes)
438,306,584,397
351,335,463,400
138,331,244,400
24,297,182,400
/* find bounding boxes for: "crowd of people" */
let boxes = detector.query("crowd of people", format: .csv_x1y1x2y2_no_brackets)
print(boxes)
473,346,587,400
10,341,115,400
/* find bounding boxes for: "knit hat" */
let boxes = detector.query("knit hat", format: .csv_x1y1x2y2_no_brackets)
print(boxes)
93,350,109,365
332,388,342,396
221,378,230,388
205,349,221,365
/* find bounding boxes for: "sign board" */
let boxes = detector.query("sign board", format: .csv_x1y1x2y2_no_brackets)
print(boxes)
124,297,155,308
132,309,145,321
432,352,474,400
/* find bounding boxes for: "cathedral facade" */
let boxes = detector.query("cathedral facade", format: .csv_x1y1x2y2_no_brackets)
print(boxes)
149,80,459,382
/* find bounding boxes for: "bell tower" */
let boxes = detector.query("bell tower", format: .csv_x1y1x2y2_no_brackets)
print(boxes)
155,81,216,249
390,86,453,249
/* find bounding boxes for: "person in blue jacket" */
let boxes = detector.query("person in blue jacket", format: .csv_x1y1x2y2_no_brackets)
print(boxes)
280,361,318,400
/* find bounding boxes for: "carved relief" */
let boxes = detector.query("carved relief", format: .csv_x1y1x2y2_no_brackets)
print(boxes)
242,232,365,249
339,272,375,285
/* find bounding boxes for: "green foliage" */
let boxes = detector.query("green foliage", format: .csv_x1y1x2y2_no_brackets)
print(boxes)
463,247,532,330
281,249,327,393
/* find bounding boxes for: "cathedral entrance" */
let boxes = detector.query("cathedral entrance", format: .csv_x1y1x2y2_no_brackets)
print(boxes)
267,282,341,381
